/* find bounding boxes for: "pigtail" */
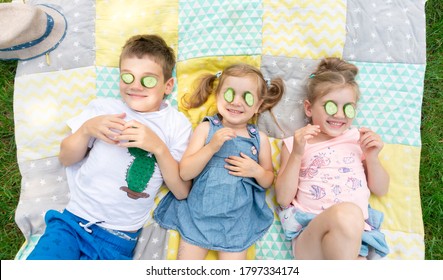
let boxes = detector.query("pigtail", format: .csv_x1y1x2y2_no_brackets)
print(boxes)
259,77,285,113
182,73,217,109
258,77,285,134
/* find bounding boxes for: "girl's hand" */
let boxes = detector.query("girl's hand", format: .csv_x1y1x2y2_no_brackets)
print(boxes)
292,124,320,155
207,127,236,153
359,127,383,158
359,127,389,197
83,113,126,144
224,152,260,178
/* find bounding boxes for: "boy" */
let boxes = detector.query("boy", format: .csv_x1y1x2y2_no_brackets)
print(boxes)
27,34,192,260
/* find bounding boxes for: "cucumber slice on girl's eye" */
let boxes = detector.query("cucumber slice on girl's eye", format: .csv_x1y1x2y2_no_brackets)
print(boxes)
141,76,158,88
224,88,235,103
324,100,338,116
243,91,254,107
121,73,134,84
344,103,356,118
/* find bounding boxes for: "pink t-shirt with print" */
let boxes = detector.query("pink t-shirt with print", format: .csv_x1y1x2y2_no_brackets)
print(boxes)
283,127,370,221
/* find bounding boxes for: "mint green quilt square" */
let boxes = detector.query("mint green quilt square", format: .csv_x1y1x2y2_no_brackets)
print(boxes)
256,221,293,260
178,0,263,61
353,62,425,147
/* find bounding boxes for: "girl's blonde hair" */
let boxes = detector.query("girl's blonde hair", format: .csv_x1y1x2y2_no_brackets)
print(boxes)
183,63,285,123
307,57,360,104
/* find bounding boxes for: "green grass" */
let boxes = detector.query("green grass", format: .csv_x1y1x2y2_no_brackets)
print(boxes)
0,0,23,259
0,0,442,260
0,59,23,259
419,0,443,260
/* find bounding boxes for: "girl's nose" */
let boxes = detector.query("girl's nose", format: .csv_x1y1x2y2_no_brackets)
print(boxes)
231,94,243,106
333,108,346,118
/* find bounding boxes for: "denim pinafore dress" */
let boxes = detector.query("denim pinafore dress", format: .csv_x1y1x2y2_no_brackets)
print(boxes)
154,115,274,252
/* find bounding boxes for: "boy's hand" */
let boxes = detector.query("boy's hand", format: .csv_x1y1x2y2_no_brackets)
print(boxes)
117,120,163,154
224,152,260,178
207,127,236,153
84,113,126,144
292,124,320,155
359,127,383,158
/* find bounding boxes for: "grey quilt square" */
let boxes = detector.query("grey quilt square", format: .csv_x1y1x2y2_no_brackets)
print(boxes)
15,156,70,239
259,56,319,139
133,223,169,260
15,0,96,77
343,0,426,64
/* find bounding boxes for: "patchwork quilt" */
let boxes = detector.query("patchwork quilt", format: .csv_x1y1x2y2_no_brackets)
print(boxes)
12,0,426,260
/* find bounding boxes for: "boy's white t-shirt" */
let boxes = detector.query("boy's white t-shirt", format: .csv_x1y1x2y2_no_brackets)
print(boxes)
64,98,192,231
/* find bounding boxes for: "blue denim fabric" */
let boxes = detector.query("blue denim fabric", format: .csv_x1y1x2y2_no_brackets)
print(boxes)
27,210,140,260
360,207,390,257
155,115,273,252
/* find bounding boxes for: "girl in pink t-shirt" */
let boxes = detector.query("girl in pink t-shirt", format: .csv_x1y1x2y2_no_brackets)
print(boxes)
275,57,390,260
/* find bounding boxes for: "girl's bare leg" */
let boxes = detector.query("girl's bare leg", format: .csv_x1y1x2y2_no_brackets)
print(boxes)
293,202,365,260
218,249,248,260
177,239,209,260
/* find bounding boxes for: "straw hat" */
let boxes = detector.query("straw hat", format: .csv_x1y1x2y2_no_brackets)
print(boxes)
0,3,67,61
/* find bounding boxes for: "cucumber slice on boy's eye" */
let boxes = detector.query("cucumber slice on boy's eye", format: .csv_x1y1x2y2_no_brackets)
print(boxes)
243,91,254,107
344,103,356,118
224,88,235,103
121,73,134,84
141,76,158,88
324,100,338,116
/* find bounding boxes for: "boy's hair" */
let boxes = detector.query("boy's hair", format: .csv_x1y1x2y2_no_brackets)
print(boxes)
306,57,360,104
119,34,176,81
184,63,284,115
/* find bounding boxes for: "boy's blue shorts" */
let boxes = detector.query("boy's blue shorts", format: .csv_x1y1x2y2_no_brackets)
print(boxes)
27,209,140,260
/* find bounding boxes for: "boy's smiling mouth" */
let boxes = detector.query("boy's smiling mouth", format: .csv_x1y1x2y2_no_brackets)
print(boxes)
127,92,147,98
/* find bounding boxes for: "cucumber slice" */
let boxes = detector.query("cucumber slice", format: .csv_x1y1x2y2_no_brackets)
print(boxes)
243,91,254,107
224,88,235,103
324,100,338,116
344,103,356,118
141,76,158,88
121,73,134,84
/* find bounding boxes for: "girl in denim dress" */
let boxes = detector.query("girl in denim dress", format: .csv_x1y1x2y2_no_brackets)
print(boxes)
155,63,285,259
